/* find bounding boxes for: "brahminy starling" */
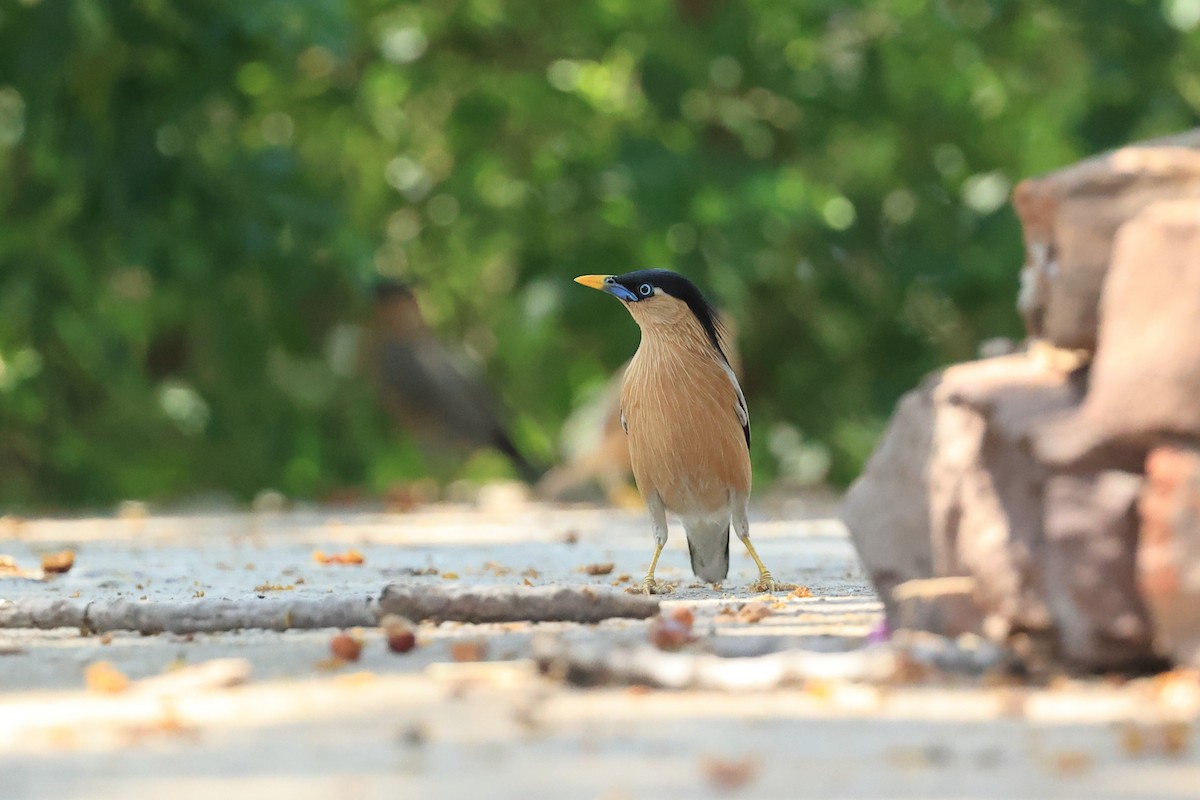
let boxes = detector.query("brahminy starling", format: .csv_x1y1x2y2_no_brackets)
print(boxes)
574,270,792,594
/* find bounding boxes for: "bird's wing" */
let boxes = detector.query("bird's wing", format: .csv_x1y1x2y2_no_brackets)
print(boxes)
409,340,506,435
374,338,542,480
721,360,750,449
374,341,438,416
375,338,503,443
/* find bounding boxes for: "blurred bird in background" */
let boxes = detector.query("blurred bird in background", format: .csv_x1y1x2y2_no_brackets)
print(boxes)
574,270,792,594
363,281,542,485
536,365,637,505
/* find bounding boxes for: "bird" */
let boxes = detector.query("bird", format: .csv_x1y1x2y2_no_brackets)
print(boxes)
363,281,542,485
535,364,641,505
574,269,792,594
538,317,742,507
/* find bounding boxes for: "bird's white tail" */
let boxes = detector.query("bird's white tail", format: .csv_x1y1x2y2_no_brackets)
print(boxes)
685,518,730,583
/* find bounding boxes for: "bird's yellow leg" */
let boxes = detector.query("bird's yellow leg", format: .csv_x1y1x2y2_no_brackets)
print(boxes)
740,537,796,594
633,492,673,595
732,500,795,593
641,540,668,595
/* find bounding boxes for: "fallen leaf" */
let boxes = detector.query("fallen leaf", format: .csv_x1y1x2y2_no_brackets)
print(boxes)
648,616,692,651
805,679,833,700
1118,722,1147,757
312,549,365,565
313,657,348,671
381,615,417,654
441,571,460,580
736,603,772,623
701,756,760,790
624,580,677,595
580,562,615,576
41,550,75,574
330,633,363,662
1161,720,1192,757
85,661,130,694
1050,750,1092,775
669,607,695,629
450,640,487,662
253,583,294,592
788,586,813,599
387,629,417,654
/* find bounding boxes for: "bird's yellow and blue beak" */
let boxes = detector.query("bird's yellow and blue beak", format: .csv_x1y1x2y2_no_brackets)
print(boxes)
574,274,638,302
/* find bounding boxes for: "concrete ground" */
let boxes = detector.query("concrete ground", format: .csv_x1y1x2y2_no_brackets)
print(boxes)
1,499,1198,799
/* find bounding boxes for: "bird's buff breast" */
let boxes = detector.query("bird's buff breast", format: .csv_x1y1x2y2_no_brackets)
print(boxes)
620,349,750,514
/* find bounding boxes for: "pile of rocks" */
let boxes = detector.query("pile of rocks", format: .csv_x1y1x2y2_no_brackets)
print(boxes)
842,129,1200,672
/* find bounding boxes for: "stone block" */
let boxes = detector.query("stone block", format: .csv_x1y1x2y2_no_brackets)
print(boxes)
1014,128,1200,351
1138,446,1200,667
1042,470,1155,670
1035,200,1200,467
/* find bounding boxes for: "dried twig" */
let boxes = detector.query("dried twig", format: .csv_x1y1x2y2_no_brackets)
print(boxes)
378,584,660,623
533,632,1005,690
0,597,378,634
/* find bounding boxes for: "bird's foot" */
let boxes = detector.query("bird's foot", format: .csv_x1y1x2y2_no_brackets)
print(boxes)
631,576,674,595
748,573,797,594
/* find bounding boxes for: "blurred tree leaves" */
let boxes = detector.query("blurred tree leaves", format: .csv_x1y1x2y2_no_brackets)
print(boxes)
1,0,1198,507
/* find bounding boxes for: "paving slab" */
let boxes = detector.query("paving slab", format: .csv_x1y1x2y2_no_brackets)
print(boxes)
1,503,1197,799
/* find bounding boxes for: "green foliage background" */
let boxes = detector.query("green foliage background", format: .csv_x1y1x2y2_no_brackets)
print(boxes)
1,0,1198,508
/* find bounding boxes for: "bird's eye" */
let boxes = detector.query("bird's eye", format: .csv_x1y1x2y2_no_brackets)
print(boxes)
638,283,653,297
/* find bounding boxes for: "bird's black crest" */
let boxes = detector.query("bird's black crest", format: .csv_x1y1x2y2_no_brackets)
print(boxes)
613,269,729,362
